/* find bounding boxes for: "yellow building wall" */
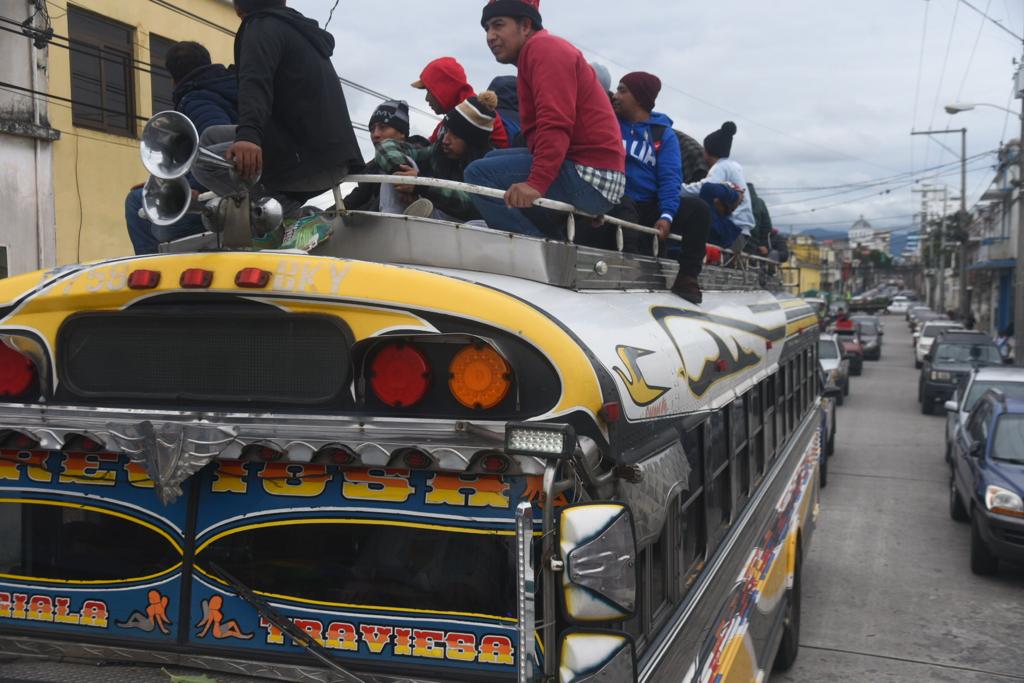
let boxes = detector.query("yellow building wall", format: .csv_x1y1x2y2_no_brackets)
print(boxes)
788,241,822,295
48,0,238,265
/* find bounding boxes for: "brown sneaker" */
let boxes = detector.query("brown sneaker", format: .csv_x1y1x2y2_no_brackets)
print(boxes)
671,274,703,305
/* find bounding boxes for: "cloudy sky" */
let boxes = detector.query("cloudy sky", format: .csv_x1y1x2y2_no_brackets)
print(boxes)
291,0,1023,236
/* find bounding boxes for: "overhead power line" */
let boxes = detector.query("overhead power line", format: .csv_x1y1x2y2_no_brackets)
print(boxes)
759,151,994,194
958,0,1024,41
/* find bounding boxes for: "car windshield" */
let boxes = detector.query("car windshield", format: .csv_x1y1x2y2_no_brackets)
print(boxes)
819,340,839,359
965,381,1024,412
921,324,962,340
934,343,1003,365
858,321,878,334
992,415,1024,464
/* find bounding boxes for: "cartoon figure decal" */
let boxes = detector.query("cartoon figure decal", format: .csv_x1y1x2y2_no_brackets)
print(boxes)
195,595,254,640
116,590,173,635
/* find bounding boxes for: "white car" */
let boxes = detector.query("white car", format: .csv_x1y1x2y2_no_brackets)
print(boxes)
914,321,964,368
818,334,849,405
888,296,915,314
944,367,1024,463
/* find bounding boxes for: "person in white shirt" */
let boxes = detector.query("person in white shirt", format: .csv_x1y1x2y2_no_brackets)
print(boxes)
680,121,755,251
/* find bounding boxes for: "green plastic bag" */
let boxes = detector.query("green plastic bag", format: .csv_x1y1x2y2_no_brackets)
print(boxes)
162,668,219,683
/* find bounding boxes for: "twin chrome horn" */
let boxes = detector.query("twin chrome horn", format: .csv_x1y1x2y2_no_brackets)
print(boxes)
139,111,241,226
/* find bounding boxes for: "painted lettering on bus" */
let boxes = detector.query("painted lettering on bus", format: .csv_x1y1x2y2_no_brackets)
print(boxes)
0,451,155,489
207,462,515,509
258,616,513,666
0,592,108,628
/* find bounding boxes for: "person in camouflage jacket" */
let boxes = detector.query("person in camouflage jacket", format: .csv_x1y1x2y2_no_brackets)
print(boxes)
374,92,499,222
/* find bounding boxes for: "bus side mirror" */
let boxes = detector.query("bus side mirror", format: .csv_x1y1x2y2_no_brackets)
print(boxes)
559,503,637,623
559,631,638,683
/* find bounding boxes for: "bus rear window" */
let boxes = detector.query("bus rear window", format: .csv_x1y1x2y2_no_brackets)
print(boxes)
197,521,517,618
0,501,181,582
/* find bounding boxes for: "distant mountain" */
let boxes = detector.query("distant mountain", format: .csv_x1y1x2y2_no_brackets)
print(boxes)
795,228,849,241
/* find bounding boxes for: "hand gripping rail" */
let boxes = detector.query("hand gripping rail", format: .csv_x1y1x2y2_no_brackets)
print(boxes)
340,174,780,269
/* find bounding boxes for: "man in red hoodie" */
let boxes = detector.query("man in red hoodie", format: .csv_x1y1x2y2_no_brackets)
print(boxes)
412,57,510,149
464,0,626,239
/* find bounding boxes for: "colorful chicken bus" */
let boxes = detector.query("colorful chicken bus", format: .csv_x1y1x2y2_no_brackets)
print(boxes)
0,115,828,683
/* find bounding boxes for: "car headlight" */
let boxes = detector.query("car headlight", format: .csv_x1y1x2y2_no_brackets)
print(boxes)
985,485,1024,517
931,371,952,381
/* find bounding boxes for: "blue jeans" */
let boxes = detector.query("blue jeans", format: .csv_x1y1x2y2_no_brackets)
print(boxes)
464,148,614,238
699,183,744,248
125,188,206,255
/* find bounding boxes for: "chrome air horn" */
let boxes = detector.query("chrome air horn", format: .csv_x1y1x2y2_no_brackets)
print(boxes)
137,111,283,246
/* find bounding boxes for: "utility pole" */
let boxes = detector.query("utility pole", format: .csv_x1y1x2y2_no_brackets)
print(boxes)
913,186,942,307
911,128,968,316
1016,59,1024,365
939,186,948,314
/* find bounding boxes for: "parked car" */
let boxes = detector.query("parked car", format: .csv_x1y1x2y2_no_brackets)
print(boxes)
819,367,841,487
944,367,1024,464
919,331,1004,414
910,310,948,335
914,320,965,369
835,329,864,376
853,317,883,361
888,296,914,314
948,389,1024,575
907,305,931,325
818,333,850,404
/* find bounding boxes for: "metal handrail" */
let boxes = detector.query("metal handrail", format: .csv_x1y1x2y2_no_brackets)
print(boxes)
340,174,780,268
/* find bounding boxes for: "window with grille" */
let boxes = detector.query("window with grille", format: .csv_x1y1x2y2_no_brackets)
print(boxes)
149,34,176,116
68,7,136,137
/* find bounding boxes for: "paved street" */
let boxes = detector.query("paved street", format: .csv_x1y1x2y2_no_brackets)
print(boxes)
776,316,1024,682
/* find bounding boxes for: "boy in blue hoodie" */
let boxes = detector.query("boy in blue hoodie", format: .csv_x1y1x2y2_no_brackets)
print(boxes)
125,41,238,254
612,71,710,304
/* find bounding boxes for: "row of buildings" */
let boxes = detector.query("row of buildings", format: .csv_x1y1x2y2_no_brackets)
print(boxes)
782,143,1019,339
781,217,895,299
0,0,237,277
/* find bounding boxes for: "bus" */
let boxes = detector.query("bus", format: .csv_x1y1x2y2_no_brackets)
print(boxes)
0,113,828,683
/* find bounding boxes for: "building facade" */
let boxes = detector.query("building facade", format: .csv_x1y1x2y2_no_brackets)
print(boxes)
0,0,59,277
967,141,1019,336
0,0,237,276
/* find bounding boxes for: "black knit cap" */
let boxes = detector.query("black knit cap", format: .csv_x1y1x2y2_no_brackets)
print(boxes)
704,121,737,159
368,100,410,137
481,0,543,29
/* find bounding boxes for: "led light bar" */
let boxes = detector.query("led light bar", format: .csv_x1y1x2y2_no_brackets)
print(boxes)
505,422,575,459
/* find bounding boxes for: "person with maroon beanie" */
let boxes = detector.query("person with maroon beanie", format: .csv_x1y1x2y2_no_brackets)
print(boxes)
464,0,626,239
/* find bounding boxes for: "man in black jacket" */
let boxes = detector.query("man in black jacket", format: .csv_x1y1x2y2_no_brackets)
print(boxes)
225,0,362,199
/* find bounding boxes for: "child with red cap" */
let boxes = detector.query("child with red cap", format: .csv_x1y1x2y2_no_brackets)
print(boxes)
465,0,627,240
411,56,510,149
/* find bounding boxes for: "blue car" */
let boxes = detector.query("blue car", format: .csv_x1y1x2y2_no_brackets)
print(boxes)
949,390,1024,574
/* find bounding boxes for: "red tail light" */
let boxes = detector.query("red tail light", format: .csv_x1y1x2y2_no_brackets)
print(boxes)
180,269,214,288
235,268,271,289
400,449,432,469
315,445,358,466
1,430,39,450
128,270,161,290
479,452,511,474
370,343,431,408
243,445,283,462
0,345,36,399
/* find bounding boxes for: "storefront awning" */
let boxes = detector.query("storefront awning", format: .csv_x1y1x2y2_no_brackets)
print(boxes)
967,258,1016,271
